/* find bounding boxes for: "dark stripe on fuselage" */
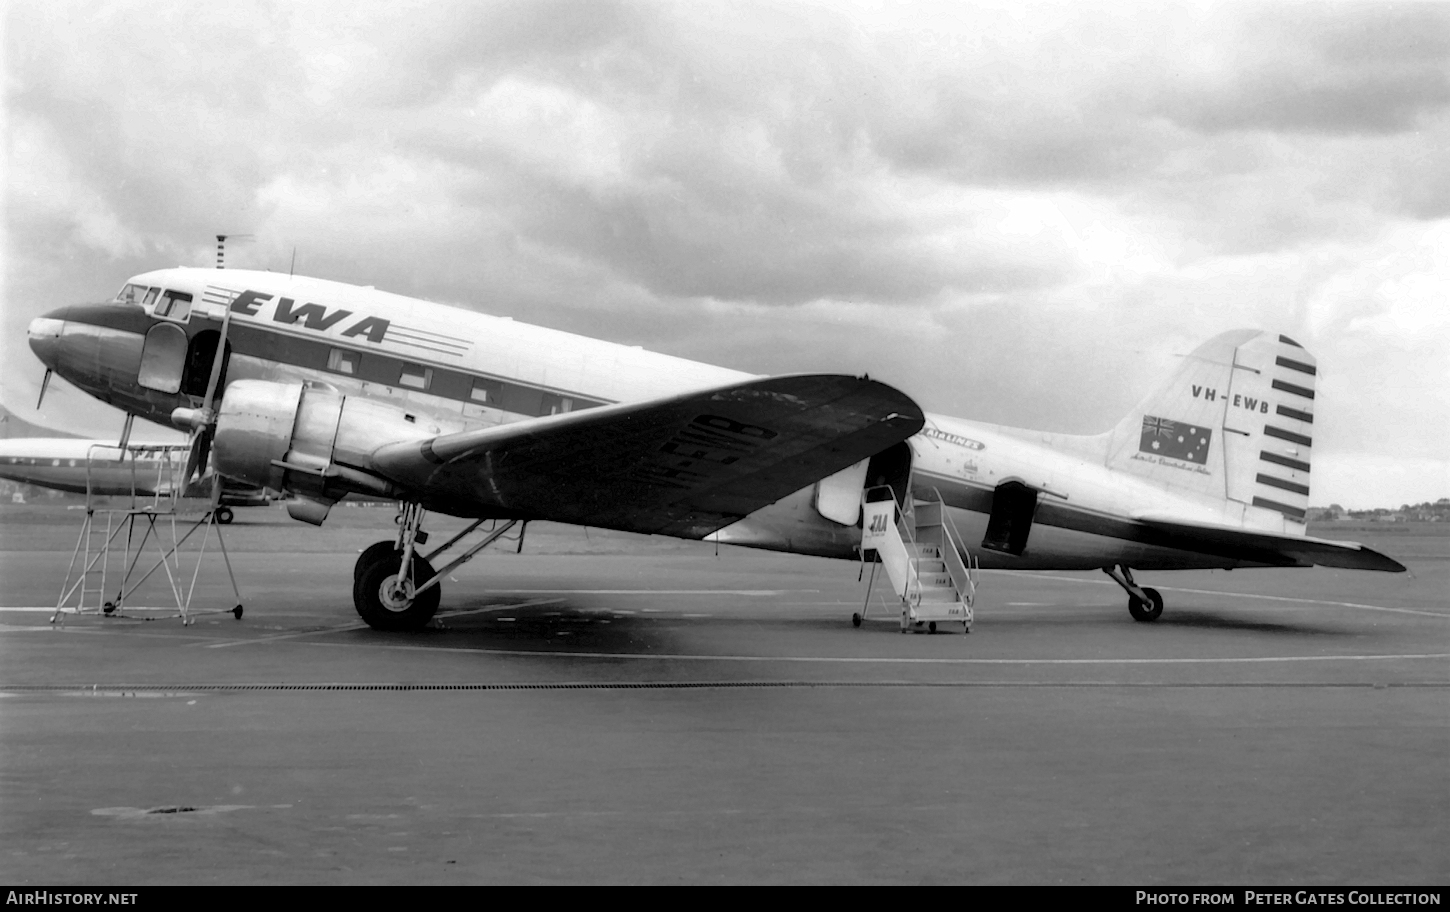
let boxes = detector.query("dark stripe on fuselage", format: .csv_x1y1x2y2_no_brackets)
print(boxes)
55,303,612,421
1264,425,1313,448
1252,496,1308,521
914,470,1301,568
1256,473,1310,496
1260,450,1311,473
1271,378,1315,400
1279,335,1304,348
1275,404,1313,424
1275,355,1316,376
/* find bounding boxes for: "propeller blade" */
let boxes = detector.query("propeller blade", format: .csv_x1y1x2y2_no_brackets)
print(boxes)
200,306,233,413
180,298,235,486
182,425,215,485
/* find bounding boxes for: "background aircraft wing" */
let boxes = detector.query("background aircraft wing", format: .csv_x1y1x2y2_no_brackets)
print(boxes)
370,374,923,538
1132,513,1407,572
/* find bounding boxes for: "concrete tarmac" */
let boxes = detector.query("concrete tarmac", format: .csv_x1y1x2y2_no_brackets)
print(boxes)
1,504,1446,884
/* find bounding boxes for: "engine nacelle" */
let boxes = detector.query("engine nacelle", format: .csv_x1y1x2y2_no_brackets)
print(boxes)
213,379,461,511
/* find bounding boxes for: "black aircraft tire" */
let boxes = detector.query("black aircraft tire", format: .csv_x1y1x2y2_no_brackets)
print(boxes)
1128,587,1165,622
354,552,440,631
215,506,234,525
355,541,399,585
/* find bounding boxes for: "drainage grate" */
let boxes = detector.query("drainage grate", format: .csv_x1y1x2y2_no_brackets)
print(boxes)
2,680,1446,692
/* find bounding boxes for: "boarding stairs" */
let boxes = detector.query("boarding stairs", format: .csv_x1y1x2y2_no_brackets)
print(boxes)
857,489,977,634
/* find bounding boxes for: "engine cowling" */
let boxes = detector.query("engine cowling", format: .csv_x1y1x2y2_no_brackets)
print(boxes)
212,379,460,512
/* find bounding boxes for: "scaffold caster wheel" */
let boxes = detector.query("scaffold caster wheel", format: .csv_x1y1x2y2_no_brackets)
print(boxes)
928,621,937,634
233,605,244,619
852,612,862,628
102,602,115,615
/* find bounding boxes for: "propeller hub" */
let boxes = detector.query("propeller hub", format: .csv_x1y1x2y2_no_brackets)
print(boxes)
170,406,212,431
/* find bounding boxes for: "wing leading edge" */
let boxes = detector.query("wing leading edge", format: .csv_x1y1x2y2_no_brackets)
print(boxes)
1133,513,1407,572
370,374,924,538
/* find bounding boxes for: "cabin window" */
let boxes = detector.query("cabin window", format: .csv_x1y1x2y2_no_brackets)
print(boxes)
399,364,432,390
154,290,193,320
469,378,502,404
327,348,359,375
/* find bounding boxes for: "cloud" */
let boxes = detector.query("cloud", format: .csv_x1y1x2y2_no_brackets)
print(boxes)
3,0,1447,508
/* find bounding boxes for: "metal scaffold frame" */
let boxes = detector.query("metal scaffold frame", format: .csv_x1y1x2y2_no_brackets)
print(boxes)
51,442,244,626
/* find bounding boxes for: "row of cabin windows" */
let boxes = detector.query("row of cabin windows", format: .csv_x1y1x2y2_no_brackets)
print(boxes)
113,281,582,418
117,284,193,321
324,347,572,413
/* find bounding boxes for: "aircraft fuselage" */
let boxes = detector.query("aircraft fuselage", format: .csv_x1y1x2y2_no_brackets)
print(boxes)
23,267,1357,574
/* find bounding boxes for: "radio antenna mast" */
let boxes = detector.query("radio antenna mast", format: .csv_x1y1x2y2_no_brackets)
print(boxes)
215,234,255,269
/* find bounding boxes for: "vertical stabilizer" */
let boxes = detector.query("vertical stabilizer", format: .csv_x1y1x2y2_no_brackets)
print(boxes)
1106,330,1314,533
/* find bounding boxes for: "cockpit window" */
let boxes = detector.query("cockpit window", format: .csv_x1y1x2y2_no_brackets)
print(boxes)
141,287,160,308
116,284,151,305
154,290,193,320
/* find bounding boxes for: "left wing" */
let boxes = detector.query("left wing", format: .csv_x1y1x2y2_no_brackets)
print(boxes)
1133,513,1407,572
370,374,923,537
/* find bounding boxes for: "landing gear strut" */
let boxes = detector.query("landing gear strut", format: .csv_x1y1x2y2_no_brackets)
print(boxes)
352,505,525,631
353,503,439,631
1103,564,1164,622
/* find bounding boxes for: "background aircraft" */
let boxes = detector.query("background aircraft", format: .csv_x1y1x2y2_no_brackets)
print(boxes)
27,267,1403,631
0,437,270,523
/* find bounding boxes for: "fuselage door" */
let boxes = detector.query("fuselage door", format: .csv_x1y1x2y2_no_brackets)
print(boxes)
815,458,869,525
982,481,1038,556
137,322,188,394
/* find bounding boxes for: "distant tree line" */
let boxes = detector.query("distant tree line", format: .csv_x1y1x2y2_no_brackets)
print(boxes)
1309,498,1450,522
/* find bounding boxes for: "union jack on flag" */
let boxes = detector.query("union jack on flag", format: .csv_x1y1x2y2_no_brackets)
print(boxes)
1142,416,1175,438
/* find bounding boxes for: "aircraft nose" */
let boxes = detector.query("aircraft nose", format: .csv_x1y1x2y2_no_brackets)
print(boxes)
27,313,66,367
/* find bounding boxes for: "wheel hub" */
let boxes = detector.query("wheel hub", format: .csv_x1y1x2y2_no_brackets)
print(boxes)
378,574,415,612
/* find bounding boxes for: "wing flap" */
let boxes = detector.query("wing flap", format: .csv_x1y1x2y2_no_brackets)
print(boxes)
370,374,924,537
1133,513,1407,572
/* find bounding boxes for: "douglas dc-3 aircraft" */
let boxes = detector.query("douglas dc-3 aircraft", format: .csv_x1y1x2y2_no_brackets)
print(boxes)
27,267,1403,631
0,437,270,522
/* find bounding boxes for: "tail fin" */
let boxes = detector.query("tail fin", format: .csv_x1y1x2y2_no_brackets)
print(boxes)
1105,330,1315,532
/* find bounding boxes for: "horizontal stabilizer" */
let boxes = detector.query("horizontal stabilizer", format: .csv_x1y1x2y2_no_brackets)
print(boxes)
370,374,925,538
1133,513,1407,573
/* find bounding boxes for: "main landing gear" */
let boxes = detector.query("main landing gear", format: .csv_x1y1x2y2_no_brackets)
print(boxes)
1103,564,1164,623
352,503,523,631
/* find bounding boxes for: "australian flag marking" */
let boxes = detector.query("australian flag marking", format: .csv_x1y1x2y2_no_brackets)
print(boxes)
1139,416,1211,465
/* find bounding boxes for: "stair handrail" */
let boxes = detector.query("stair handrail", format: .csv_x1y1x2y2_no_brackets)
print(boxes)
927,486,978,607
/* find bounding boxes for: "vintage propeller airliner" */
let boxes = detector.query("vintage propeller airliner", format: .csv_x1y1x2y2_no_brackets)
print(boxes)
27,267,1403,631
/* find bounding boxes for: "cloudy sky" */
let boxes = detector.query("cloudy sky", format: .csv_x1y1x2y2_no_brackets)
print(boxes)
3,0,1447,509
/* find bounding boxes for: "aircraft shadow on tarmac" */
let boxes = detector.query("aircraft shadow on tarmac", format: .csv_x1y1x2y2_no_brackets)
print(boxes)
1130,607,1346,636
409,597,692,654
336,594,1358,653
